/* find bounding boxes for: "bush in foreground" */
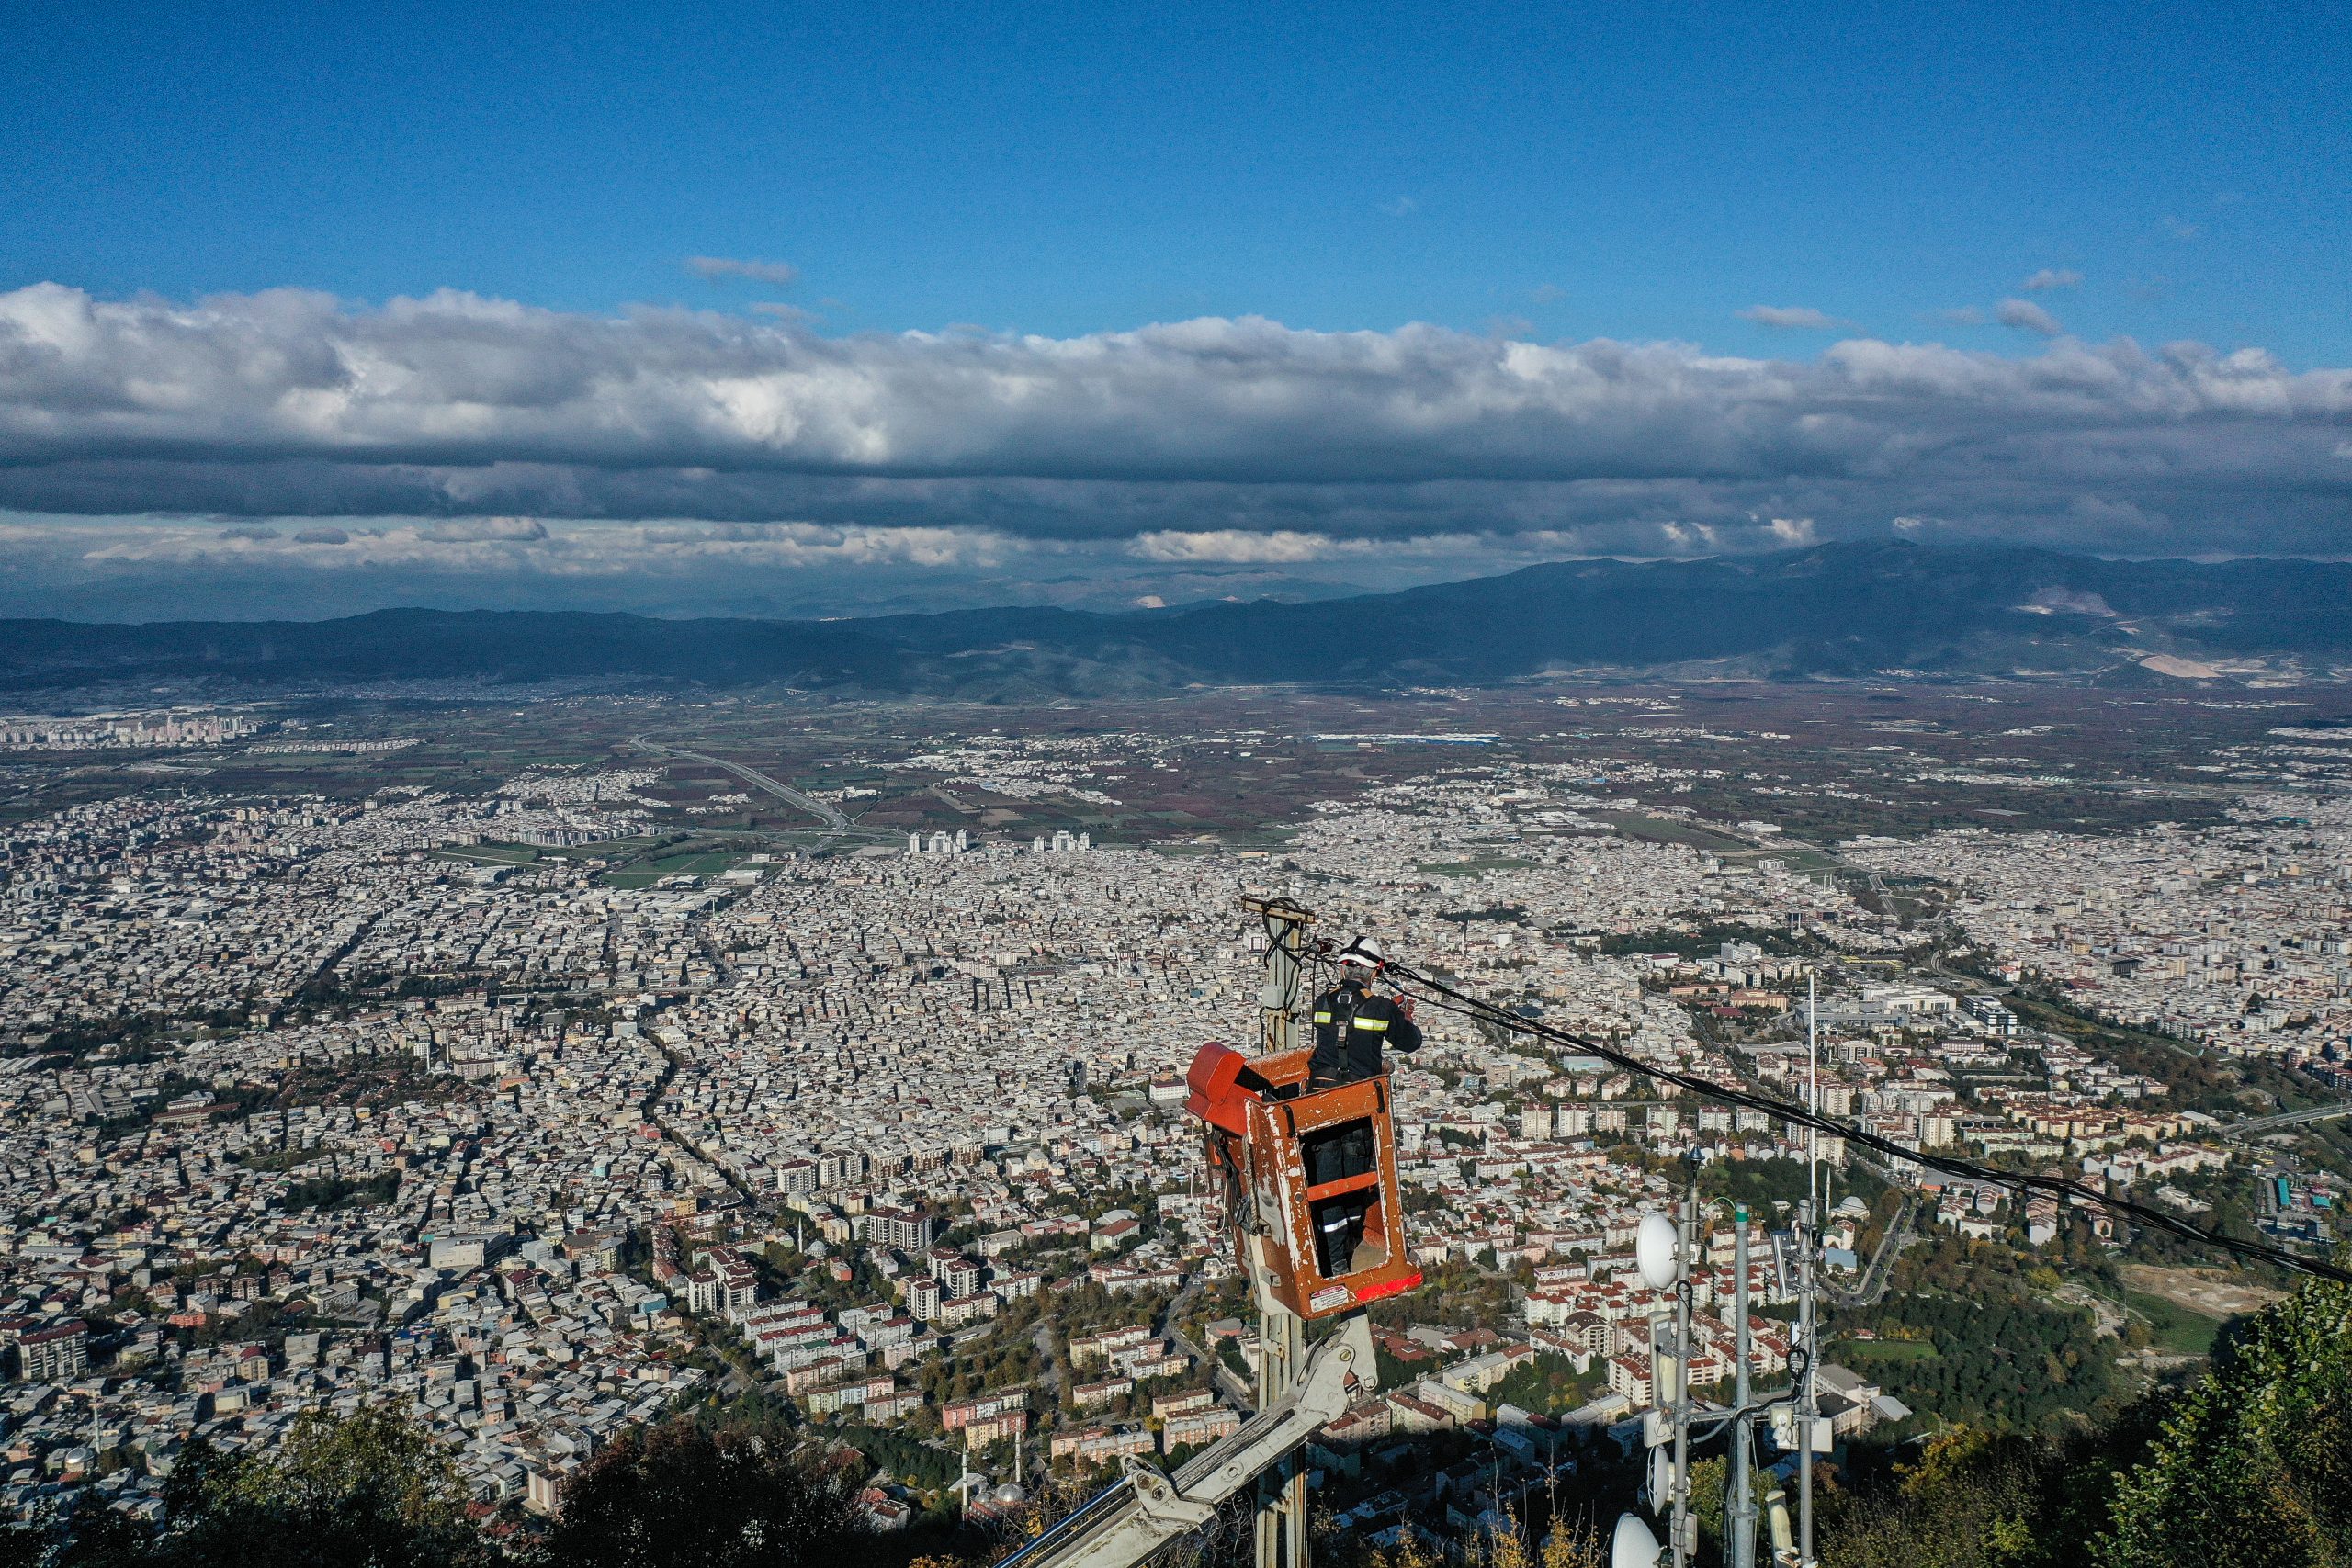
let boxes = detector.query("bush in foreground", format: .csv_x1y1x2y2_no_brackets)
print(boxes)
537,1418,868,1568
1824,1271,2352,1568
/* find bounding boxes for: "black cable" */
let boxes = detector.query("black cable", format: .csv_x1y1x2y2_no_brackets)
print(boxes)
1385,959,2352,1289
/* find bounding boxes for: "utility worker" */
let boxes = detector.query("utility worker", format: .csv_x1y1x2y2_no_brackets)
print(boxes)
1307,936,1423,1087
1304,936,1421,1277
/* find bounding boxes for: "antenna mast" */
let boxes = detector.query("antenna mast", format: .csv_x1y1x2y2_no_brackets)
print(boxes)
1242,895,1315,1568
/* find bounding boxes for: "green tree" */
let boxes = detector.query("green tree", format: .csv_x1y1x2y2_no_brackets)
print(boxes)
538,1418,865,1568
1690,1456,1727,1556
0,1508,50,1568
60,1405,491,1568
2097,1277,2352,1568
1820,1428,2043,1568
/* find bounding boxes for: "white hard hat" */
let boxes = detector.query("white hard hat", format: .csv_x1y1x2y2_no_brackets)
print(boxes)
1337,936,1385,969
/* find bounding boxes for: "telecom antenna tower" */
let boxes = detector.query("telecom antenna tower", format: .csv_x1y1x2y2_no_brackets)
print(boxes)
1249,896,1313,1568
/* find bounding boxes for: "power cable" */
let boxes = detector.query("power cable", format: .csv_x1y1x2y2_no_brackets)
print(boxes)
1385,959,2352,1288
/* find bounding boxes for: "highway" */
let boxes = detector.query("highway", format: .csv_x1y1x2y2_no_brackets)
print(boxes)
2219,1100,2352,1141
631,738,862,849
1828,1191,1917,1310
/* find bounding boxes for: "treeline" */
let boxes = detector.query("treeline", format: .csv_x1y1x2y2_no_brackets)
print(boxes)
0,1407,891,1568
1841,1241,2130,1436
1823,1271,2350,1567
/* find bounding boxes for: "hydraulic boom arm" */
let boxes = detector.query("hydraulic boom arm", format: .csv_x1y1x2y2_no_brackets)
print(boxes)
992,1315,1375,1568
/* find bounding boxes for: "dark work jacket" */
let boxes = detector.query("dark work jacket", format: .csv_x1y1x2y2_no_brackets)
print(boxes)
1307,977,1423,1086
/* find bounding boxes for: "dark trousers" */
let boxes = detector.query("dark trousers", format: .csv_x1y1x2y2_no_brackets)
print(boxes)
1307,1121,1375,1184
1306,1121,1376,1276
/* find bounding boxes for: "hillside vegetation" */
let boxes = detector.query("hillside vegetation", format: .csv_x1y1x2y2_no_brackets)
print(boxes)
6,1274,2343,1567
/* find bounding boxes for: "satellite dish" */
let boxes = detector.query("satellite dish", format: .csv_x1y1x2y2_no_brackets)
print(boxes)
1647,1445,1671,1512
1611,1512,1663,1568
1635,1212,1680,1292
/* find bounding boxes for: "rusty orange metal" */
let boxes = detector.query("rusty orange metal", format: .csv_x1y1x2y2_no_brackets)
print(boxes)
1186,1041,1423,1320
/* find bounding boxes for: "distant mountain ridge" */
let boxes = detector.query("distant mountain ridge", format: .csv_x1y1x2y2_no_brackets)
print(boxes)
6,541,2349,695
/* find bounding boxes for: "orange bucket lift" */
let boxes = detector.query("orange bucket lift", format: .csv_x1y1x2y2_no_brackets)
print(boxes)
1186,1040,1423,1320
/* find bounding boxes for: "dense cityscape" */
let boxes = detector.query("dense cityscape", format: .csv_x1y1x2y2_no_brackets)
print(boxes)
8,5,2347,1562
0,687,2343,1559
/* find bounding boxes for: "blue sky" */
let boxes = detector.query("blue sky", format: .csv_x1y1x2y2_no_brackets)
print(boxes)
0,1,2347,616
9,0,2345,355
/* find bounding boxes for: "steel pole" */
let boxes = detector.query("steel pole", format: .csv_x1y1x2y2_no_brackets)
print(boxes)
1253,1303,1307,1568
1801,969,1819,1568
1796,1199,1815,1568
1670,1170,1696,1568
1246,897,1313,1568
1730,1204,1757,1568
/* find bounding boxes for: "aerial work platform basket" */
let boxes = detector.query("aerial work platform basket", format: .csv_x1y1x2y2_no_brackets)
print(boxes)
1185,1040,1423,1320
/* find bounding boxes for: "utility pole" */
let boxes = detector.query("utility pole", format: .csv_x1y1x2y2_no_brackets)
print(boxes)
1728,1204,1758,1568
1670,1163,1698,1568
1800,969,1820,1568
1793,1196,1817,1568
1243,896,1314,1568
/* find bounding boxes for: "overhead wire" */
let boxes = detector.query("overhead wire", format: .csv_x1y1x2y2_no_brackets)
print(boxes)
1383,958,2352,1288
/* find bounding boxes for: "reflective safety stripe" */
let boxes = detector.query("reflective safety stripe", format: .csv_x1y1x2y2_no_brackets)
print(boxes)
1313,1012,1333,1023
1352,1017,1388,1032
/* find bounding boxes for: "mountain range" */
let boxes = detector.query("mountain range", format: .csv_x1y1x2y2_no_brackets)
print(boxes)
6,541,2348,697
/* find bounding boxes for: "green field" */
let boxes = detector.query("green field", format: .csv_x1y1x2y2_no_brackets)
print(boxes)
1600,813,1758,852
649,851,745,875
1835,1337,1941,1364
2122,1290,2224,1355
1771,846,1846,875
551,837,662,860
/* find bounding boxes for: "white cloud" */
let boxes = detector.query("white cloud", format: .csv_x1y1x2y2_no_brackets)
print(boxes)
2067,493,2161,531
54,516,1019,577
1939,307,1988,325
418,516,548,543
1131,530,1342,564
684,255,801,286
1739,305,1845,330
0,283,2348,570
2022,268,2083,291
1995,298,2064,336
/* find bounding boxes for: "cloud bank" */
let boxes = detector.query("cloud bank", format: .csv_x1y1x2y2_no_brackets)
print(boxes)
0,282,2347,618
